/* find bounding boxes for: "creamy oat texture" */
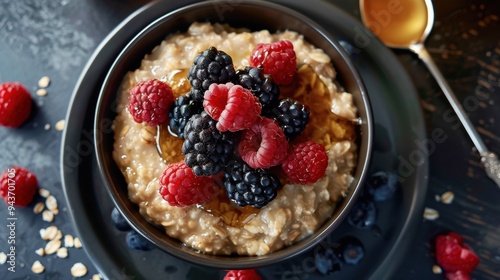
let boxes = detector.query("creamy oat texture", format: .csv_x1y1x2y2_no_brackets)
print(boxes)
112,22,357,256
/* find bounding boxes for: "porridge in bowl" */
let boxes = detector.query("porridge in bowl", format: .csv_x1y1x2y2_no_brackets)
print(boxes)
112,22,358,256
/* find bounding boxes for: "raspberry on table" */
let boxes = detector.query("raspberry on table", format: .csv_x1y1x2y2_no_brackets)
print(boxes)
159,162,218,207
435,232,479,274
223,158,281,208
168,93,203,138
182,112,239,176
0,166,38,207
238,117,288,169
267,98,310,140
127,79,174,126
223,269,262,280
281,141,328,184
235,66,280,113
445,270,472,280
203,83,261,132
0,82,33,128
187,46,236,102
250,40,297,86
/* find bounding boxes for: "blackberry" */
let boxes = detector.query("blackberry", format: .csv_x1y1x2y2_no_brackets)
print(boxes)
235,66,280,113
187,47,236,102
223,159,281,208
268,98,310,140
182,112,238,176
168,93,203,138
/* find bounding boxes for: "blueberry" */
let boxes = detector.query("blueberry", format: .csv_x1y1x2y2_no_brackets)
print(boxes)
346,199,377,229
125,230,155,251
111,207,131,231
339,237,364,265
313,245,343,275
366,171,399,201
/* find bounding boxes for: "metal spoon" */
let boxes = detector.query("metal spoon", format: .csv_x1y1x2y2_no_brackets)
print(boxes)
359,0,500,186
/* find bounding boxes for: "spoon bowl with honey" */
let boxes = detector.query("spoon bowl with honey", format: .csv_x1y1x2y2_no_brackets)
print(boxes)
360,0,500,187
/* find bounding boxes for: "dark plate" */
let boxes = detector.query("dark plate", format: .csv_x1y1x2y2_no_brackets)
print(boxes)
60,0,428,279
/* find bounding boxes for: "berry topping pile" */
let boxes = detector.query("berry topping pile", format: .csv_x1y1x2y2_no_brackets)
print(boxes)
127,40,334,210
0,82,33,128
127,79,174,126
0,166,39,207
435,232,479,278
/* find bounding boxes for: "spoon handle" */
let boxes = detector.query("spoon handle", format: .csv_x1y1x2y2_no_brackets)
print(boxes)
409,44,500,186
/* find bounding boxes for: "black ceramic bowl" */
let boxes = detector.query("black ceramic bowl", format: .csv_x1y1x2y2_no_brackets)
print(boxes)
94,0,373,269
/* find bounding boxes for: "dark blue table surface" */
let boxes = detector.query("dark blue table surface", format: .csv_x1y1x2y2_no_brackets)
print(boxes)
0,0,499,279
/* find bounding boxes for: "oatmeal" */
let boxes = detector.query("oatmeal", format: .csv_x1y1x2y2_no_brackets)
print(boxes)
112,22,358,256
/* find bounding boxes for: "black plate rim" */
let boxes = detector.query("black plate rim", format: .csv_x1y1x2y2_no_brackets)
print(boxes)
60,0,428,279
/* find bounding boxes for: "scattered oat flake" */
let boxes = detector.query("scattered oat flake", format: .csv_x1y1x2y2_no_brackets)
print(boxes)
56,247,68,258
74,237,82,248
31,260,45,274
54,230,62,241
55,119,65,131
46,195,58,210
35,248,45,256
36,88,48,97
39,188,50,198
44,239,62,255
64,234,74,247
440,191,455,204
38,76,50,88
0,252,6,264
71,262,88,277
44,123,51,130
92,274,102,280
424,207,439,220
432,264,443,274
40,226,58,240
42,210,54,222
33,202,45,214
50,207,59,215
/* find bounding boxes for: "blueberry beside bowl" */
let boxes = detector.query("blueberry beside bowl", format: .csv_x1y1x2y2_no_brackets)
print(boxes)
94,0,373,269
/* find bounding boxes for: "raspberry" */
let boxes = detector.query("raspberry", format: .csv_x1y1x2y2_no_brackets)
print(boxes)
159,162,218,207
238,117,288,169
203,83,261,132
445,270,472,280
235,66,280,113
267,98,310,140
188,47,236,102
223,269,262,280
127,79,174,126
250,40,297,85
168,93,203,138
0,82,32,128
223,159,281,208
435,232,479,273
281,141,328,184
182,112,239,176
0,166,38,207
